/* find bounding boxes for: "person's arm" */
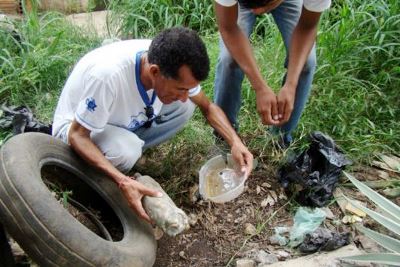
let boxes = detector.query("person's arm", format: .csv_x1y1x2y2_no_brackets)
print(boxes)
68,120,161,223
277,8,321,123
190,92,253,177
214,2,279,125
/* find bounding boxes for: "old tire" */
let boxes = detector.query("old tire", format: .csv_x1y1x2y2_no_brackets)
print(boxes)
0,133,157,267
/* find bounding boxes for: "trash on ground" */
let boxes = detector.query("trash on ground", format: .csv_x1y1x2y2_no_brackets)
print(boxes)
243,249,279,265
278,131,352,207
289,207,326,247
298,227,351,254
269,226,290,246
0,104,51,135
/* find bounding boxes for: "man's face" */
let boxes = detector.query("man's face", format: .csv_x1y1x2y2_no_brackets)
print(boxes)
153,65,199,104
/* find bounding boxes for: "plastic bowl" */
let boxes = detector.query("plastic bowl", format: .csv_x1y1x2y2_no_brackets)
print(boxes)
199,154,246,203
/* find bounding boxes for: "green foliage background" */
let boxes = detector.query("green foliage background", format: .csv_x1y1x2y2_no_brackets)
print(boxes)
0,0,399,162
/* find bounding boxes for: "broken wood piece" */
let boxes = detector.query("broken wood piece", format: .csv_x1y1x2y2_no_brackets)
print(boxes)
136,175,189,236
333,188,366,217
345,202,366,217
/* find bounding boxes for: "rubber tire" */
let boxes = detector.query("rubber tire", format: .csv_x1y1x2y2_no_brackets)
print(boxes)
0,133,156,267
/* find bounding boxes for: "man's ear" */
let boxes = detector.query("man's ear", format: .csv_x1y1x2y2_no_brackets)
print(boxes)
149,64,161,78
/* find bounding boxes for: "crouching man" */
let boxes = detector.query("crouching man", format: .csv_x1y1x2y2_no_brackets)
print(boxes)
52,27,253,222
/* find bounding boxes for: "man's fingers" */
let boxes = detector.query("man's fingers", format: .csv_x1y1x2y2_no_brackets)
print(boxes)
132,201,152,223
271,99,279,122
277,97,284,120
138,183,163,198
283,103,292,122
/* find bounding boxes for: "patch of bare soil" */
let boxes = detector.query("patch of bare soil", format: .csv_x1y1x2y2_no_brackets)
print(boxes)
154,164,298,267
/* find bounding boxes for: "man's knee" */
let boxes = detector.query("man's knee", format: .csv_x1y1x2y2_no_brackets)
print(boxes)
100,134,144,173
179,100,196,124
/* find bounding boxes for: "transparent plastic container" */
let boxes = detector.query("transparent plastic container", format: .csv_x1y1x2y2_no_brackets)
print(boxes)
199,154,246,203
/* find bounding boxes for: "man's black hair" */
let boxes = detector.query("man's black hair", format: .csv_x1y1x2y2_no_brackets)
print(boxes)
238,0,274,9
148,27,210,81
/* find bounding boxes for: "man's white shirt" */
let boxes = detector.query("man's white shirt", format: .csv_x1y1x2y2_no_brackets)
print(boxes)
52,40,201,135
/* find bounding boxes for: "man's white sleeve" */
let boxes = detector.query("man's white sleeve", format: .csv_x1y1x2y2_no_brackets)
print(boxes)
75,75,114,133
303,0,331,12
188,85,201,97
214,0,237,7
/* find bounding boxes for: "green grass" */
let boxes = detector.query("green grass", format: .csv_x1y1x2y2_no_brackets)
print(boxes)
0,0,399,166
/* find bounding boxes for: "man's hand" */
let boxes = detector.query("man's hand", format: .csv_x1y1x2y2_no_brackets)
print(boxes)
230,141,254,179
255,86,280,125
119,178,162,223
276,84,296,124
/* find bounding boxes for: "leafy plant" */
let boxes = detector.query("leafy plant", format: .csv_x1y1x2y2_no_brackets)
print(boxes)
341,172,400,265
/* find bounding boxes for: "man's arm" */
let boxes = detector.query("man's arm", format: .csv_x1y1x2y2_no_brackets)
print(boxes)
190,92,253,177
68,120,161,222
214,2,279,125
277,8,322,123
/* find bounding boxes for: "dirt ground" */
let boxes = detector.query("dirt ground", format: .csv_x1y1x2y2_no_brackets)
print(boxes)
6,144,400,266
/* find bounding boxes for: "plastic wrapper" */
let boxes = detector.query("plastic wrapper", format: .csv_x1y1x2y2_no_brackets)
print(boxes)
278,131,352,207
0,104,51,135
298,227,351,253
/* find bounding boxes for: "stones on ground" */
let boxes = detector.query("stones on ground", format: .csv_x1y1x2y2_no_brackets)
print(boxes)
188,213,198,226
236,259,256,267
256,185,261,195
261,195,275,207
244,249,278,266
178,250,187,259
244,223,257,235
276,250,290,260
262,182,272,188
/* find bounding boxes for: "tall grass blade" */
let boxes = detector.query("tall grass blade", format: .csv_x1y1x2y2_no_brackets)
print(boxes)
356,225,400,253
345,198,400,237
343,172,400,223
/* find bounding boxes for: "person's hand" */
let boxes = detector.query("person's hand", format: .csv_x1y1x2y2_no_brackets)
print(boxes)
119,177,162,223
255,86,280,125
230,140,253,179
276,84,296,125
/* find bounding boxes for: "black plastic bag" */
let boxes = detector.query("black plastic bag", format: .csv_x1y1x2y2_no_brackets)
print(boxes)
0,104,51,135
278,131,352,207
298,227,351,254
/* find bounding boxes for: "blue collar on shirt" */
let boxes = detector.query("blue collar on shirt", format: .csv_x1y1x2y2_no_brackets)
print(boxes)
135,50,156,107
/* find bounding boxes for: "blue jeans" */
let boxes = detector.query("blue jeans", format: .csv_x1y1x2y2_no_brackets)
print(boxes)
214,0,317,143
